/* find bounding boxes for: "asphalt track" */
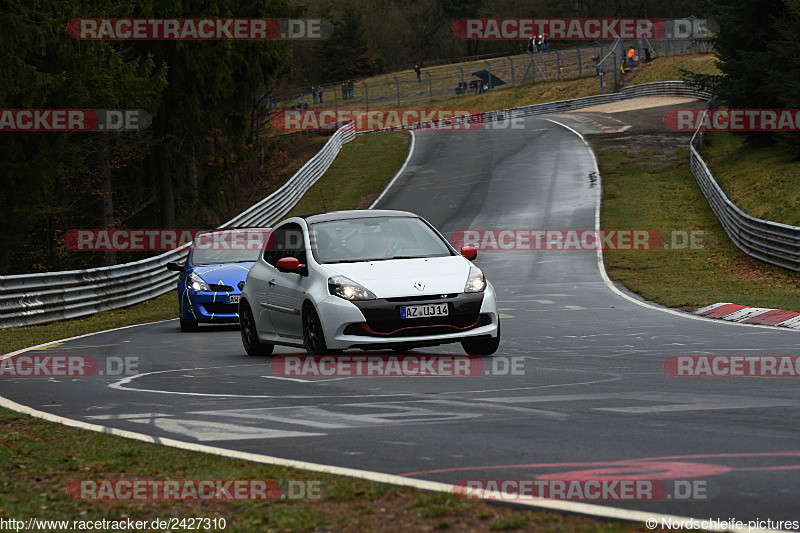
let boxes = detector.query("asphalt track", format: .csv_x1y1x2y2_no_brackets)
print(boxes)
3,111,800,525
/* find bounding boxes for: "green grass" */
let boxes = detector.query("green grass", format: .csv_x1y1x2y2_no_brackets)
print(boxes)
285,132,410,216
701,132,800,226
625,53,720,86
598,146,800,311
0,293,176,356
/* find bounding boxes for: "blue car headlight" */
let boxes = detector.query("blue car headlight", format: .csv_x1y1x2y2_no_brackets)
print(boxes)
188,272,210,292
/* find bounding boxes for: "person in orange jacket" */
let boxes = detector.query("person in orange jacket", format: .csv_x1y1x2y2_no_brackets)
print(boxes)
628,46,636,69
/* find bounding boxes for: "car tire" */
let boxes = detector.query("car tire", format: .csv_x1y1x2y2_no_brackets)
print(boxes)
240,301,274,356
461,323,500,356
303,303,342,355
179,317,199,332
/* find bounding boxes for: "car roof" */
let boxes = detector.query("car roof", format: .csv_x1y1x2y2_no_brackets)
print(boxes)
300,210,418,224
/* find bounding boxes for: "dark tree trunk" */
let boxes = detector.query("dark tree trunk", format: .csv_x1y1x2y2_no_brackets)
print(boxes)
187,144,199,208
99,137,116,265
157,144,176,229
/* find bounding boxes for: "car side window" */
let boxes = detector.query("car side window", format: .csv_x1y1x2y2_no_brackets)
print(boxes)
263,223,306,267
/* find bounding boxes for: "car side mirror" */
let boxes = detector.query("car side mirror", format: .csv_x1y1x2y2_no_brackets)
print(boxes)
461,246,478,260
166,261,185,272
276,257,305,274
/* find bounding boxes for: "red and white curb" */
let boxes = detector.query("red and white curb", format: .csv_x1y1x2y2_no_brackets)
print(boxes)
695,303,800,329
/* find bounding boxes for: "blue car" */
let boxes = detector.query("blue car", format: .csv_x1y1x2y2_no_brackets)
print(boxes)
166,228,269,331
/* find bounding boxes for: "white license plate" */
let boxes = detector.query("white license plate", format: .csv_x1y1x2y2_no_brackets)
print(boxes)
229,295,240,304
400,303,448,319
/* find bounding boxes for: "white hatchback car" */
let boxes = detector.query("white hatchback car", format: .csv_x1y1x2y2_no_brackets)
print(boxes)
238,210,500,356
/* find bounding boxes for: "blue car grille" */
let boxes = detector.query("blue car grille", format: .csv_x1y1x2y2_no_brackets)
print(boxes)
202,303,238,315
208,284,234,292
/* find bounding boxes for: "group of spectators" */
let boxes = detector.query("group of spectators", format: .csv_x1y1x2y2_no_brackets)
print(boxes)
340,80,355,100
528,33,550,53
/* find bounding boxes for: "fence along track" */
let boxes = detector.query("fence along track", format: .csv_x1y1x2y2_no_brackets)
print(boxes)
4,81,796,330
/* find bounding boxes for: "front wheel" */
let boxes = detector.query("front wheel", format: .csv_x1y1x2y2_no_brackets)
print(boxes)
240,302,274,356
302,304,342,355
461,323,500,356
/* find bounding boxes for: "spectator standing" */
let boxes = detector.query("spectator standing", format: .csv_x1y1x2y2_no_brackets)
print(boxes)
341,82,347,100
527,35,535,52
543,33,550,52
318,85,324,103
627,46,635,69
414,64,421,82
347,80,354,99
311,85,318,104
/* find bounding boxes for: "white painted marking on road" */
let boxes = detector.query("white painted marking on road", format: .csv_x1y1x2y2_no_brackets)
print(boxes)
127,418,324,441
499,313,514,319
0,280,784,531
545,118,800,335
369,130,415,209
479,392,800,414
86,413,174,420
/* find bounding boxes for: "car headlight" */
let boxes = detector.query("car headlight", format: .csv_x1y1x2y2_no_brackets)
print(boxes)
464,265,486,293
188,272,210,292
328,275,376,301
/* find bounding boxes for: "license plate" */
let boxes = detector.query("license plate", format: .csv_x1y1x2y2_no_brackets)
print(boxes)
229,295,240,304
400,303,448,319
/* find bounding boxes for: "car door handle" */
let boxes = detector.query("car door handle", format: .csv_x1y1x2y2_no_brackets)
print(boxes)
268,279,276,286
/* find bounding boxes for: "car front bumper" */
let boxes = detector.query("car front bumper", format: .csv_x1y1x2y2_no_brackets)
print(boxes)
317,284,500,350
180,290,242,323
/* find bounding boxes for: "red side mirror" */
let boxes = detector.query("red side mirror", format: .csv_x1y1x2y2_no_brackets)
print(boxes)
461,246,478,260
276,257,302,271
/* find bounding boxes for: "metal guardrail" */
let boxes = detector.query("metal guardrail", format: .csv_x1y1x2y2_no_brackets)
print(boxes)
690,120,800,271
0,121,356,329
9,81,764,330
360,81,711,134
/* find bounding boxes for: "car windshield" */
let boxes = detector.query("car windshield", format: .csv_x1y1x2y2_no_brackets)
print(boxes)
310,216,453,264
189,230,267,265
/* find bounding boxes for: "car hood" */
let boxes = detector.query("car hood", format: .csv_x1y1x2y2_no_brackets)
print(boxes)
323,256,471,298
189,262,255,288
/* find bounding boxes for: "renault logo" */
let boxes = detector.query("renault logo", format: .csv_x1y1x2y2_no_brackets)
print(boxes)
414,282,425,291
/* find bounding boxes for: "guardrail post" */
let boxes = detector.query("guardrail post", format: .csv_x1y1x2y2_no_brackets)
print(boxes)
486,61,492,90
612,51,618,87
333,84,338,112
393,77,400,106
427,71,433,99
556,51,561,77
363,82,369,110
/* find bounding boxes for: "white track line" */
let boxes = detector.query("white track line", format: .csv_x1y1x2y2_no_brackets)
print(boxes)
545,118,799,334
369,130,416,209
0,125,790,532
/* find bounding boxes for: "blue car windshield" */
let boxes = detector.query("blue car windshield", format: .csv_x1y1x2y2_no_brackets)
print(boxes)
189,230,266,265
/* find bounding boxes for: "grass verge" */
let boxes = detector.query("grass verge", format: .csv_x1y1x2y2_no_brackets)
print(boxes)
1,408,661,532
598,146,800,310
700,132,800,227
